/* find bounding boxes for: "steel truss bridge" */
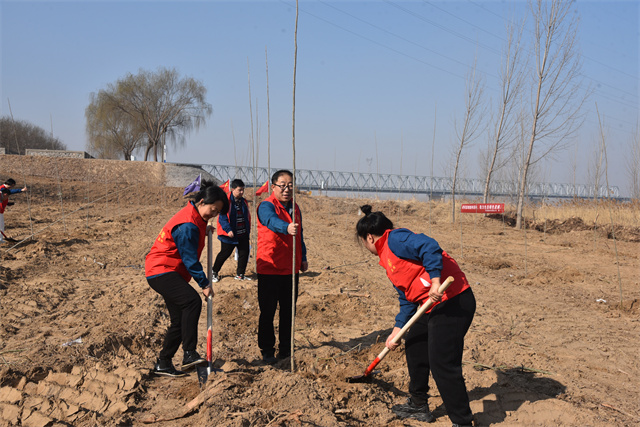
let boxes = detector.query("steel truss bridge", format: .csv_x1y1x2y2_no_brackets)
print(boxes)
199,164,620,200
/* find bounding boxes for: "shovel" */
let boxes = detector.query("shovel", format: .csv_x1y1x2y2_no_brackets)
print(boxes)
0,230,18,243
347,276,454,383
197,226,222,385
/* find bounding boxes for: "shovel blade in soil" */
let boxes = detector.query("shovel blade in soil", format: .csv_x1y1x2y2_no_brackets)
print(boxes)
196,363,224,386
346,370,380,383
196,365,209,386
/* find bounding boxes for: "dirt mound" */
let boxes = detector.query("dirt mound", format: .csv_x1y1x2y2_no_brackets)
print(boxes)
489,212,640,242
1,162,639,426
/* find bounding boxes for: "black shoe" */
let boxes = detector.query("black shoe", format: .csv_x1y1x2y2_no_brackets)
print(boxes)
181,350,206,371
262,353,277,365
277,352,290,360
391,397,435,423
153,359,187,377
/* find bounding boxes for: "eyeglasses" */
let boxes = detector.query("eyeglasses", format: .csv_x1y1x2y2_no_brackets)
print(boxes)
273,183,294,190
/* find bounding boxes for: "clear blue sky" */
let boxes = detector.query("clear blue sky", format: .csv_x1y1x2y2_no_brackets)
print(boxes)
1,0,638,196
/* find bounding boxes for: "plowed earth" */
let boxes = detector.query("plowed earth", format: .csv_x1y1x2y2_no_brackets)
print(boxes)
0,163,638,426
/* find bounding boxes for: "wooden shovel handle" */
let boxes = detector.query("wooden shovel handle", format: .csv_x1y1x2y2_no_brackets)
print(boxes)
390,276,455,345
362,276,454,376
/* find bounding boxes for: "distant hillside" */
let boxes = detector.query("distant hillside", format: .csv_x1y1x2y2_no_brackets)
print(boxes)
0,155,217,187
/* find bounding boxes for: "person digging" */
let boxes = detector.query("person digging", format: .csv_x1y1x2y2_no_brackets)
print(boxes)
355,205,476,427
145,181,229,377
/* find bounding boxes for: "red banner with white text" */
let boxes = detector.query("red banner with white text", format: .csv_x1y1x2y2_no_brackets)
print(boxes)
460,203,505,214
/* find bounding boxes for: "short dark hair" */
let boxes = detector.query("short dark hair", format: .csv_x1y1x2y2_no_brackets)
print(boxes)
193,180,229,214
356,205,394,239
271,169,293,184
230,179,245,189
4,178,16,186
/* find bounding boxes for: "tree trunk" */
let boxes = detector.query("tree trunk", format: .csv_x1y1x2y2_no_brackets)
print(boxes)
144,139,153,161
516,132,536,229
451,148,462,223
483,153,497,205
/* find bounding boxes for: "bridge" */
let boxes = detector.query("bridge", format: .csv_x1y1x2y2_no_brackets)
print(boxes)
198,164,620,200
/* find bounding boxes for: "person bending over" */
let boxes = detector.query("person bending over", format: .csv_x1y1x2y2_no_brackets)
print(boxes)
356,205,475,427
145,180,229,377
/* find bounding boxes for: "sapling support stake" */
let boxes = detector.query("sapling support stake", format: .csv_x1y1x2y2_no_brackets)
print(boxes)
289,0,299,373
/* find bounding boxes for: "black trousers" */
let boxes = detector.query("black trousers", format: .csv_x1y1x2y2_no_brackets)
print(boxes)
147,272,202,360
213,237,250,276
257,273,299,357
405,288,476,425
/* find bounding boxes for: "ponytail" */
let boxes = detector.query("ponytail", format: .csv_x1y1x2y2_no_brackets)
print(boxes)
356,205,393,239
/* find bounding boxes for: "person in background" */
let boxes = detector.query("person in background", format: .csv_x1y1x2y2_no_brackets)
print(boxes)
212,179,252,282
355,205,475,427
256,170,308,364
0,178,27,243
145,180,229,377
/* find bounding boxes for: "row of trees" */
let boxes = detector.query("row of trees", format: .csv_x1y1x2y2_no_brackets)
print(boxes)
0,117,67,155
85,67,211,161
450,0,589,228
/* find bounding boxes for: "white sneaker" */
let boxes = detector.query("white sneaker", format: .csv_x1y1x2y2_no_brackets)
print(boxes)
234,274,252,281
211,273,220,283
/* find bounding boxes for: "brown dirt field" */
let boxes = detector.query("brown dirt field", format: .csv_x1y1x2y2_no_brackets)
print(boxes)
1,158,639,426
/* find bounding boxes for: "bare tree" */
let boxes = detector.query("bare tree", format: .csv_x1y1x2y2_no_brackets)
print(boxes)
515,0,587,229
85,91,145,160
596,105,623,307
587,136,604,201
98,67,212,161
626,122,640,200
451,61,485,223
483,19,526,204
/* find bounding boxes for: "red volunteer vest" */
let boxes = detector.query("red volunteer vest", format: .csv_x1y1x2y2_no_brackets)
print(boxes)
257,193,302,275
217,194,250,237
145,202,207,283
0,185,9,214
376,229,469,312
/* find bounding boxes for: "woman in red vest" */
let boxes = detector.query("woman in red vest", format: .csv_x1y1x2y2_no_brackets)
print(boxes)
356,205,475,427
145,180,229,377
256,170,308,364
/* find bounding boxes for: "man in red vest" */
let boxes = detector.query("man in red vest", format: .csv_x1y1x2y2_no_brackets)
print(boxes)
256,170,308,364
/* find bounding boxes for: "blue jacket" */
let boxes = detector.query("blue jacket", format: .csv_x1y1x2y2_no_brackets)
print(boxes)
386,228,443,328
217,193,251,245
146,202,208,289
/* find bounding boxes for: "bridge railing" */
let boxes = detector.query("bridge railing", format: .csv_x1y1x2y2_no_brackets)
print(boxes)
198,164,619,199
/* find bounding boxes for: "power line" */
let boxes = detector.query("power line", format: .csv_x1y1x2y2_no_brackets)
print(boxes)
281,0,469,81
317,0,490,77
384,0,502,55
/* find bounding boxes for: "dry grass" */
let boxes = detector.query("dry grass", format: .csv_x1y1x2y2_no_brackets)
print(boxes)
527,199,640,228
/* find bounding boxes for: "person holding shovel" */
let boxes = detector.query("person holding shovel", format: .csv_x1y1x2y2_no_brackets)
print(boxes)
0,178,27,244
356,205,475,427
145,180,229,377
256,170,308,364
211,179,252,282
